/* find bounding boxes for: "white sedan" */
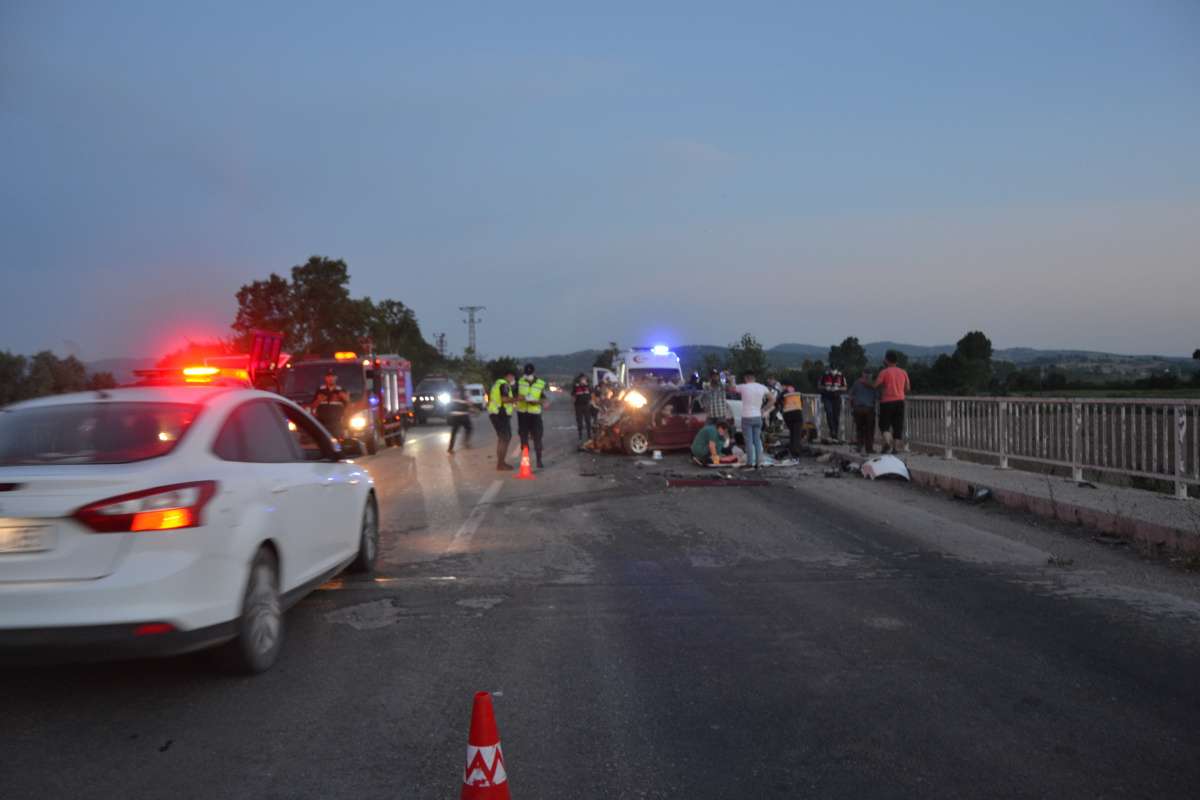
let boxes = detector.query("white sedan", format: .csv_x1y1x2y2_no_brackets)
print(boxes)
0,385,378,673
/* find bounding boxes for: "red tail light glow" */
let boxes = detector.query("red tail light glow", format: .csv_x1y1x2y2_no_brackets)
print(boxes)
133,623,175,637
74,482,217,533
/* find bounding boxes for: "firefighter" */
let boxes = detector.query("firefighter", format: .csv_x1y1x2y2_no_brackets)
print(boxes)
516,363,549,468
311,369,349,437
488,369,517,470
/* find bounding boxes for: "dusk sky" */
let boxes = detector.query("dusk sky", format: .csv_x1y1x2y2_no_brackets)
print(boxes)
2,1,1198,361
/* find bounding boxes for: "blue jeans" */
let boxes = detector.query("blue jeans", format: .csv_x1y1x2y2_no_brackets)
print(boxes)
742,416,764,466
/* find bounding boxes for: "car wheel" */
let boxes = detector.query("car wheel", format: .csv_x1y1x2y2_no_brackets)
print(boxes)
624,431,650,455
214,548,283,674
417,415,427,426
347,495,379,574
395,427,406,447
365,428,379,455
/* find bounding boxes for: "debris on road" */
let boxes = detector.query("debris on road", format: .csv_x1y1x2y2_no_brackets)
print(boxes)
861,455,911,481
1046,554,1075,567
953,485,993,503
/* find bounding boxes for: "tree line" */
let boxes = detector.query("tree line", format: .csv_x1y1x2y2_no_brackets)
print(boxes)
231,256,520,385
681,331,1200,396
0,351,116,406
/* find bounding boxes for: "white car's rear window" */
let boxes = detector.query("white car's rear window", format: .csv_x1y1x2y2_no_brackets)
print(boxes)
0,402,201,465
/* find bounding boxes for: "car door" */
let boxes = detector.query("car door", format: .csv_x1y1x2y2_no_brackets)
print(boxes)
274,401,362,572
653,394,693,449
218,399,340,589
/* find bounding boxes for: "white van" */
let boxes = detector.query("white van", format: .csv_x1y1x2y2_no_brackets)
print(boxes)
464,383,487,409
593,346,684,389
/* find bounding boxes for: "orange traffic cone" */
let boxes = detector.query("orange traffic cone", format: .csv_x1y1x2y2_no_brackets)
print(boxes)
461,691,511,800
514,446,535,480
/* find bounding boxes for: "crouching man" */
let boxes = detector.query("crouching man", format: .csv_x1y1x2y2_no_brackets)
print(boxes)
691,419,731,466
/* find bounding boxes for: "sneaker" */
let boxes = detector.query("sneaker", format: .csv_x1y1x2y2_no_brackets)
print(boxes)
536,461,545,469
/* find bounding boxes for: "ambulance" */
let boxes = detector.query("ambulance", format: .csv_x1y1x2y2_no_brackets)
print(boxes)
593,345,684,389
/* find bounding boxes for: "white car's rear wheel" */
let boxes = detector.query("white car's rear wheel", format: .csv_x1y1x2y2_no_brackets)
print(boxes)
214,548,283,674
347,495,379,574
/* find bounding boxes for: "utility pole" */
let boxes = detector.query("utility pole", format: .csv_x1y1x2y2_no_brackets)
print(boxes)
459,306,485,356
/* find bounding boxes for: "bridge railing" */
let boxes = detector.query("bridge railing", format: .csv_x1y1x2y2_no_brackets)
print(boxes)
800,393,1198,499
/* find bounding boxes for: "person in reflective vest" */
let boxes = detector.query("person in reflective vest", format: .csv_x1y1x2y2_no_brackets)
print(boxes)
780,384,806,456
516,363,549,468
488,370,517,470
311,369,349,438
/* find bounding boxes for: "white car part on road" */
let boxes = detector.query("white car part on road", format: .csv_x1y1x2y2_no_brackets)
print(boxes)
861,455,911,481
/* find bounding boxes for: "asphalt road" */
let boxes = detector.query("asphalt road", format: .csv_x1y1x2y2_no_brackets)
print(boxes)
4,405,1200,799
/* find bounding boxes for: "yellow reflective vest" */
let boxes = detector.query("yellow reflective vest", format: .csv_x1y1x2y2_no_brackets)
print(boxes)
781,391,804,414
516,376,547,414
488,378,515,416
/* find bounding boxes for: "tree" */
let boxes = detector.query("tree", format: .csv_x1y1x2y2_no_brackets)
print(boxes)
728,333,769,379
288,256,363,354
828,336,867,376
0,352,28,405
956,330,993,362
486,356,521,381
800,358,825,390
25,352,86,397
700,352,725,376
593,341,619,370
1042,369,1068,391
363,298,440,378
1193,349,1199,361
232,273,293,350
86,371,118,390
232,256,441,376
952,330,994,394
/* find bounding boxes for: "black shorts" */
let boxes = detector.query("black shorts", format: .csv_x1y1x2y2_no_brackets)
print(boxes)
490,413,512,439
878,401,905,437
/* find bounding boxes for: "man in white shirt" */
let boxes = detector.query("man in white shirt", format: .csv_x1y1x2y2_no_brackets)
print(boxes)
732,370,773,468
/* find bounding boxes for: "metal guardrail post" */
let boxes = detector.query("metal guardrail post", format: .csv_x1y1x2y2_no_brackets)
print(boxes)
943,399,954,459
1070,402,1083,482
1176,405,1189,500
998,400,1009,469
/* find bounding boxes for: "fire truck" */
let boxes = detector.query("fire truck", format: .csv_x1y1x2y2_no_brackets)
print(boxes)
278,351,414,455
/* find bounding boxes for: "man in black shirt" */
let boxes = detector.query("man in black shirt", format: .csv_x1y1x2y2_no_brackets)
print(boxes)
448,386,473,453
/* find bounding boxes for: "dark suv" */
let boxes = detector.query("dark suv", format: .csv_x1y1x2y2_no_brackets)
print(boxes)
413,376,458,424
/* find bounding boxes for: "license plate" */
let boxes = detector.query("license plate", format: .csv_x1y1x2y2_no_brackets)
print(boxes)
420,404,434,410
0,524,52,554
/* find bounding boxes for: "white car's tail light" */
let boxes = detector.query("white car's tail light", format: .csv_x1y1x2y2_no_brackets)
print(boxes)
73,481,218,533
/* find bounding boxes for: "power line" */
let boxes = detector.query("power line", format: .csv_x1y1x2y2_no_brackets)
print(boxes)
459,306,485,355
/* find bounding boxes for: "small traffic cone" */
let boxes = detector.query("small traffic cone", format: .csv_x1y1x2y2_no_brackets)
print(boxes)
461,691,511,800
514,446,535,480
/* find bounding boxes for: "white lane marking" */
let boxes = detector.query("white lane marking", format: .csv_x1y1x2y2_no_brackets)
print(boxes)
446,480,504,554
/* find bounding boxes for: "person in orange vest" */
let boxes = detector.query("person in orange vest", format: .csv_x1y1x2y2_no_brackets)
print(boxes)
780,383,806,456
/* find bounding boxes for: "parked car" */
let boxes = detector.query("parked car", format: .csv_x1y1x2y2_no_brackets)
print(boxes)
0,385,378,673
608,386,708,455
413,376,458,424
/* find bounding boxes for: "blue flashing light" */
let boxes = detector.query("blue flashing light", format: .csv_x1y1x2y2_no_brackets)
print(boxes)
651,344,670,356
369,395,379,406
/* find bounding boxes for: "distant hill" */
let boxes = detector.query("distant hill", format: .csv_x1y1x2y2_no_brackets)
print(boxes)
523,342,1199,380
